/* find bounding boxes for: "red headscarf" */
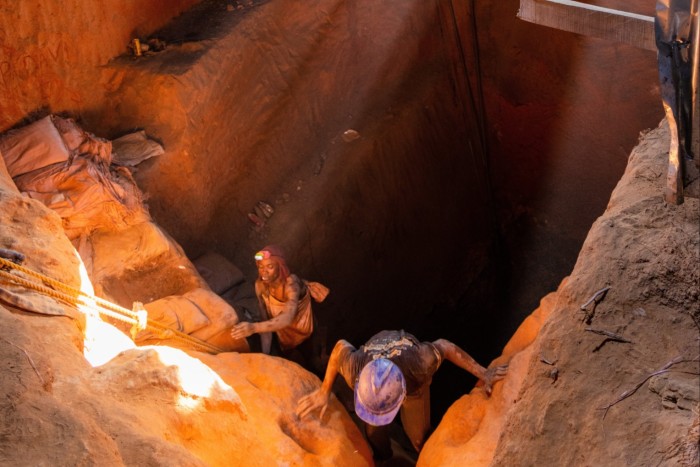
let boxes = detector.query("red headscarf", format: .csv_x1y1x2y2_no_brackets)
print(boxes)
255,244,290,282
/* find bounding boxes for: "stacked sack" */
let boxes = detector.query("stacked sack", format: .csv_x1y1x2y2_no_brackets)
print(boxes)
0,115,248,352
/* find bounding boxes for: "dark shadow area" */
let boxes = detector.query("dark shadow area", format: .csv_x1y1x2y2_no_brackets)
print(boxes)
109,0,271,74
153,0,271,44
94,0,662,452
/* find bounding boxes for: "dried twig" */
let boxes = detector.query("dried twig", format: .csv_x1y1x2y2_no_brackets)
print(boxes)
599,355,695,419
580,286,610,324
581,286,611,310
540,355,558,366
585,327,633,343
0,336,45,386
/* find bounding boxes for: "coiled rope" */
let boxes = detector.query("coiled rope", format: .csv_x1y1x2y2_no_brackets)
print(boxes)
0,256,224,354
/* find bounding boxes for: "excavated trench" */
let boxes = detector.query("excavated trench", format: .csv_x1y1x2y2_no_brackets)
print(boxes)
3,0,663,438
8,0,700,465
80,0,663,426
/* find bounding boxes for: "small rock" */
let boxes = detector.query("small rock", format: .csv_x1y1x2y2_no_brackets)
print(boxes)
342,129,360,142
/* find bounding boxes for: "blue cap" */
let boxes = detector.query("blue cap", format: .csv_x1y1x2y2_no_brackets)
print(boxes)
354,358,406,426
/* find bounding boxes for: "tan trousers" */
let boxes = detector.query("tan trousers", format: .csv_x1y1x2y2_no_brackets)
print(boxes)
400,386,432,452
365,386,431,459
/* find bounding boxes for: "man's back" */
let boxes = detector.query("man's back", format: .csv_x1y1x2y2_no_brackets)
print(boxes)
339,330,442,395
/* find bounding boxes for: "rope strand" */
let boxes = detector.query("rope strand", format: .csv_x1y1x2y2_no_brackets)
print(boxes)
0,257,224,354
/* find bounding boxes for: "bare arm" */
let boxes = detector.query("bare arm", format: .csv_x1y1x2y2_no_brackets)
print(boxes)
432,339,508,396
296,339,355,420
231,278,300,339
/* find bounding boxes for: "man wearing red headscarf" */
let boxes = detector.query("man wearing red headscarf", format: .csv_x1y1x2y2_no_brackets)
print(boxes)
231,245,328,355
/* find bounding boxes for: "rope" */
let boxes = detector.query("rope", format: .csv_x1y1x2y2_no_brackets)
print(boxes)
0,257,224,354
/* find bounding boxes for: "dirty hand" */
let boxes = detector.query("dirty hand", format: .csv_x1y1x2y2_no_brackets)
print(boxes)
230,322,255,340
296,388,330,422
482,364,509,396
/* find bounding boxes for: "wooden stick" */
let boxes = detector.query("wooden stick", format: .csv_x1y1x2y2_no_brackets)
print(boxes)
599,356,697,419
585,327,633,343
580,286,611,310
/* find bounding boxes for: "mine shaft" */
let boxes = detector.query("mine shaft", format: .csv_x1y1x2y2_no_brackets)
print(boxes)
0,1,697,466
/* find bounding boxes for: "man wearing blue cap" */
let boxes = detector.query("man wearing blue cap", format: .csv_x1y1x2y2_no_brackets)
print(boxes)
296,330,507,460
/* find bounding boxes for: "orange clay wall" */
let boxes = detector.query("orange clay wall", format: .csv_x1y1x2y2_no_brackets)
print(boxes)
0,0,198,130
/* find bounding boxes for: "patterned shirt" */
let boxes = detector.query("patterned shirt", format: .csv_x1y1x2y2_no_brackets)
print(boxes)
338,330,443,397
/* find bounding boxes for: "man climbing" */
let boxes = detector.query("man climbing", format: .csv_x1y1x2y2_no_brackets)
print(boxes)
296,329,507,460
230,245,328,363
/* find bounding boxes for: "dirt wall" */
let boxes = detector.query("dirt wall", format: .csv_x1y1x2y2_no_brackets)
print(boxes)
0,0,198,130
0,0,669,426
84,0,498,349
468,0,665,348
